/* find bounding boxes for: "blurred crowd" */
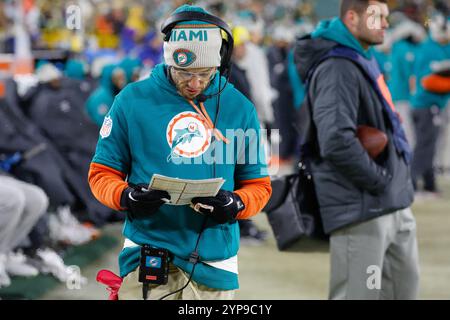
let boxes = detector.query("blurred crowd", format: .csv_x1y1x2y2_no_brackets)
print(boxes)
0,0,449,292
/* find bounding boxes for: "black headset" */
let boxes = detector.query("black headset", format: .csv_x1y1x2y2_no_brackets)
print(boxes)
160,11,234,78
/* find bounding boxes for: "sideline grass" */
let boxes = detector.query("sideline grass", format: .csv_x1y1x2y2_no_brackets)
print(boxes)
236,178,450,299
12,179,450,300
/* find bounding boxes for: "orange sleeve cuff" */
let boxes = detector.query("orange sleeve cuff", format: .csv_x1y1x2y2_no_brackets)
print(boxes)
88,162,128,211
422,74,450,94
234,176,272,220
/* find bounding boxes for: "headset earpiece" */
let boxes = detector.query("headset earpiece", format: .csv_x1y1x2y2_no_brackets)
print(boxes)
219,38,230,77
163,32,171,42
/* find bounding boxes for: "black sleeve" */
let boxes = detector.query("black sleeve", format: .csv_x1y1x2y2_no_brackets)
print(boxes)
310,59,389,194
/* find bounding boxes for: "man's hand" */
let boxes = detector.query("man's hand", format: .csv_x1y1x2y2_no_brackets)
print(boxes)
370,167,392,195
191,190,245,224
121,183,170,219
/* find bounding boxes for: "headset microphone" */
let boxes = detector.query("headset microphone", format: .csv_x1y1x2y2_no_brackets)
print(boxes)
196,74,230,102
196,94,208,103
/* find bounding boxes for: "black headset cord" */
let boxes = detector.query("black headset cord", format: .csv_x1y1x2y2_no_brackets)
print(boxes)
158,216,209,300
157,68,226,300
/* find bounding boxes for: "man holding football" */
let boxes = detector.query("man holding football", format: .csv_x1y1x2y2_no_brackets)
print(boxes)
294,0,419,299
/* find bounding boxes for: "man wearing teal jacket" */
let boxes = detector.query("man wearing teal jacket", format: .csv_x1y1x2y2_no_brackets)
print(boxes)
88,5,271,300
410,12,450,194
85,64,126,127
390,38,420,146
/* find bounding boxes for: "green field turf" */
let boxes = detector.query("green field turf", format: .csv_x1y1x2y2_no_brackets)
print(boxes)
3,179,449,300
236,178,450,299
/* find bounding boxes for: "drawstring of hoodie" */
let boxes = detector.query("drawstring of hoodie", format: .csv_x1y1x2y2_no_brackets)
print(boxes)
187,99,230,144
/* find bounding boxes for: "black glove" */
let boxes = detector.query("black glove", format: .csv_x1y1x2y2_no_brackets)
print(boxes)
369,167,392,196
191,190,245,224
120,183,170,219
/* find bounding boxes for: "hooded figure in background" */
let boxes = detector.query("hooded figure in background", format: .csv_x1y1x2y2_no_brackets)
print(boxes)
0,78,99,251
229,26,252,101
64,59,87,81
1,77,76,209
26,63,113,226
119,57,143,84
386,11,427,147
237,19,275,128
267,24,299,164
410,9,450,194
64,59,96,101
229,26,269,245
30,63,100,168
85,63,126,127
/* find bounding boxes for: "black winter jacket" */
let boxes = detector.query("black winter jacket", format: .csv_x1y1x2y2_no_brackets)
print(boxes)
294,37,414,234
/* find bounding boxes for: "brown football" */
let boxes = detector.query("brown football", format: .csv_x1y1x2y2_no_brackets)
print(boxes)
356,125,388,159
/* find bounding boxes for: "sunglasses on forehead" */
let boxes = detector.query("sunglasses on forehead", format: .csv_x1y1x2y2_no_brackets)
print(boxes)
171,67,217,81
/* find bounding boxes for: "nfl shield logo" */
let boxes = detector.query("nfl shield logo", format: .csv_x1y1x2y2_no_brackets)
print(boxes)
100,116,113,139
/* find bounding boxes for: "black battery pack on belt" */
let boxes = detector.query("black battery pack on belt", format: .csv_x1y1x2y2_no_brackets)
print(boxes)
138,245,170,285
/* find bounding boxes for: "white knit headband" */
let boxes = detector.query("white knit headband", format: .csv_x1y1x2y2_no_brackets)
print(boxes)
164,24,222,68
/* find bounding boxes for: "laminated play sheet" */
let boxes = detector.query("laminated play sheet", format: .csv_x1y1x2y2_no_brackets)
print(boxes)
148,174,225,205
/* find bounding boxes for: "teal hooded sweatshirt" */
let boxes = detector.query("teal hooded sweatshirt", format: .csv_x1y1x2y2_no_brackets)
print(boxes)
287,48,306,109
289,18,372,110
85,64,122,127
390,39,418,102
311,17,373,59
91,63,268,290
119,57,143,83
411,36,450,110
64,59,86,80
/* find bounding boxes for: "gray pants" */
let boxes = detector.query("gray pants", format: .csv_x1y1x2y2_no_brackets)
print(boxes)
435,106,450,172
411,106,442,191
0,176,48,254
329,208,419,300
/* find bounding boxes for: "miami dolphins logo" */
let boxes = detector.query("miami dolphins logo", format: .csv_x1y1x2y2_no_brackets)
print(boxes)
166,112,211,162
178,53,188,65
173,48,196,67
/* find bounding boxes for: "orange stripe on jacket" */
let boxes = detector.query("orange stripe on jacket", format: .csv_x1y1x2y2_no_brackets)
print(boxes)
377,75,396,112
88,162,128,211
88,162,272,218
234,177,272,220
422,74,450,94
